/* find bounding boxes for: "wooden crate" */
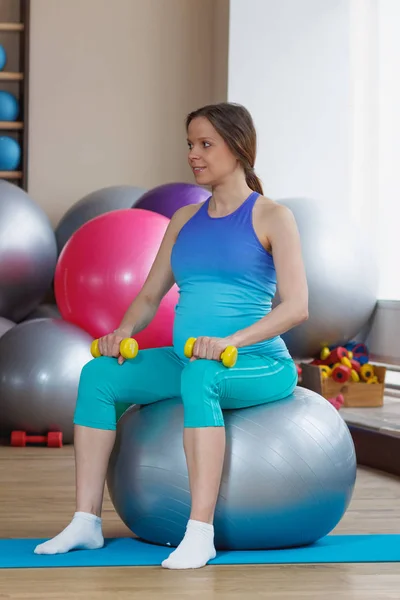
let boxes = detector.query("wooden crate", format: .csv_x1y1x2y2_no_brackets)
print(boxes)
299,362,386,408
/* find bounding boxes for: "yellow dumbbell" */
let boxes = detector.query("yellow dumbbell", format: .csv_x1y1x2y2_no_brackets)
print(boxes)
184,337,238,368
90,337,139,360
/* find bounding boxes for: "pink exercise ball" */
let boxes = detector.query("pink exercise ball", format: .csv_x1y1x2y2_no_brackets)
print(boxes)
54,208,179,348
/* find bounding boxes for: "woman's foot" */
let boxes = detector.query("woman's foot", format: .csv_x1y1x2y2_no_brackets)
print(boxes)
34,512,104,555
161,519,216,569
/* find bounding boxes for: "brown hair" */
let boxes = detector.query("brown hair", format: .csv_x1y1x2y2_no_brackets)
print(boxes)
186,102,264,195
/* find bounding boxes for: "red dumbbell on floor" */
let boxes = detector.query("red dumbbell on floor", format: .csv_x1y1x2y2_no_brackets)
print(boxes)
10,431,63,448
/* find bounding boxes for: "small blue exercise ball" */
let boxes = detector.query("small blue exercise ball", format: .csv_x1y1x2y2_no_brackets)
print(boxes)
0,45,6,71
0,92,19,121
0,137,21,170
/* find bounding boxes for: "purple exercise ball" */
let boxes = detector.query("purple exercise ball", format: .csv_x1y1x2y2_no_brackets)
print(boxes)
134,182,209,219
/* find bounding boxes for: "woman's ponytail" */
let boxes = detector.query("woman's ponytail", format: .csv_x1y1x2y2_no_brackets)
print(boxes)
245,166,264,195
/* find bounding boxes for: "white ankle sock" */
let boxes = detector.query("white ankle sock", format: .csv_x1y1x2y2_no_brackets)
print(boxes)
34,512,104,555
161,519,216,570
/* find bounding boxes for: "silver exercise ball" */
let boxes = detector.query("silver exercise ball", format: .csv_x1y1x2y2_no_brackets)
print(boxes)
0,180,57,322
107,388,356,550
0,316,14,339
24,303,61,321
0,318,93,444
276,197,378,358
55,185,147,253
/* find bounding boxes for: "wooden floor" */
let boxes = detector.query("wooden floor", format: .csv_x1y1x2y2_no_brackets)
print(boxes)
1,446,400,599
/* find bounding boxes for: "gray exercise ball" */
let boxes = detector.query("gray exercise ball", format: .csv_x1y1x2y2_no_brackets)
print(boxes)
55,185,147,253
107,388,356,550
0,318,93,444
24,303,61,322
275,197,378,358
0,316,14,338
0,180,57,322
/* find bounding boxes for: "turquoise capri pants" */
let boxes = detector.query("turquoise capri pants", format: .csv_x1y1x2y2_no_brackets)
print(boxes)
73,347,298,429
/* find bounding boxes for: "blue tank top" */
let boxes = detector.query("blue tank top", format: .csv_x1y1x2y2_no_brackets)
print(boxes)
170,191,291,360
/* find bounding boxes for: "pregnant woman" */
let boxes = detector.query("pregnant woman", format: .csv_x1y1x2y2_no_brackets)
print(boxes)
34,102,308,570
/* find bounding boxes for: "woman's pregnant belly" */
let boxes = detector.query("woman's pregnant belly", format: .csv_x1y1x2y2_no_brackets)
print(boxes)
172,281,291,360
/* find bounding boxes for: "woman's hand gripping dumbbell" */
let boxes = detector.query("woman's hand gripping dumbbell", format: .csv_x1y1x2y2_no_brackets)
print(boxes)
184,336,238,367
91,329,139,365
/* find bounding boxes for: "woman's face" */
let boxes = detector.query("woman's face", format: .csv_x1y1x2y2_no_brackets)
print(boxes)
187,116,238,186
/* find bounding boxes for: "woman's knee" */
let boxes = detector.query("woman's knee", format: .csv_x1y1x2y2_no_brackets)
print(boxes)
181,359,224,428
74,357,118,429
78,356,115,395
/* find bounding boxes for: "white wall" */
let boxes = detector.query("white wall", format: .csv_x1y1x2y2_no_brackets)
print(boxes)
228,0,399,301
349,0,378,239
228,0,352,207
377,0,400,300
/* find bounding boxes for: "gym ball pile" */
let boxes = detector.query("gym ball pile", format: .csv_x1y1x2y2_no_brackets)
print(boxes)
0,178,376,550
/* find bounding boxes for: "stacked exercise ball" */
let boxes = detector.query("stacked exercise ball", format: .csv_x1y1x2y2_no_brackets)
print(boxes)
0,91,19,121
0,318,93,444
0,44,6,71
24,303,61,322
0,136,21,170
55,208,179,347
0,182,77,442
55,184,147,254
134,182,209,218
276,197,378,359
0,316,14,339
0,180,57,322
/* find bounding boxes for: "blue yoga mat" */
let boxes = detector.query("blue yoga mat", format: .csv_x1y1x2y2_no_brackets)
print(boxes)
1,535,399,568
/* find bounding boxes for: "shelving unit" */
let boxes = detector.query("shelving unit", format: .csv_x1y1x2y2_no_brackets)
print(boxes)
0,71,23,80
0,0,29,190
0,170,22,179
0,120,23,129
0,23,24,32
